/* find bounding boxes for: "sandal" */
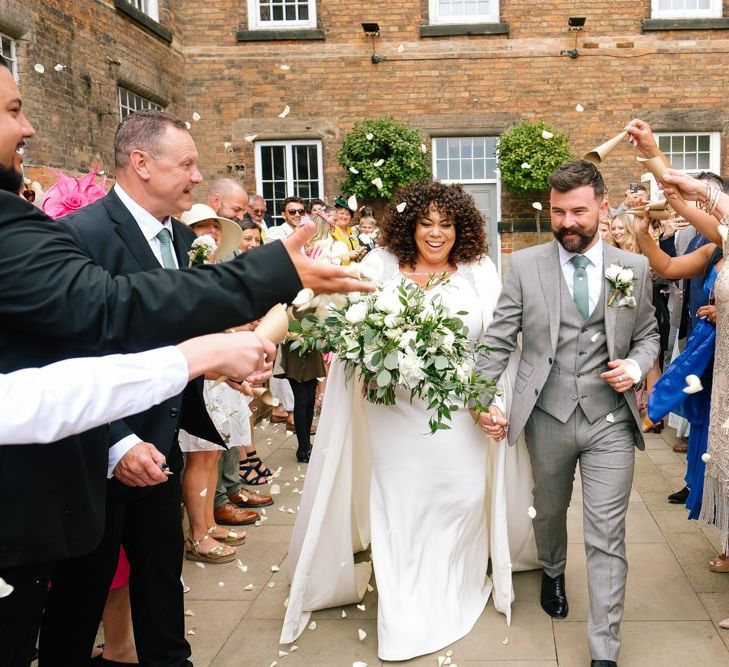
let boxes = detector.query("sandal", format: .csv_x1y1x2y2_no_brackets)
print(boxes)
185,534,236,564
246,449,273,478
709,554,729,573
240,462,270,485
208,525,246,546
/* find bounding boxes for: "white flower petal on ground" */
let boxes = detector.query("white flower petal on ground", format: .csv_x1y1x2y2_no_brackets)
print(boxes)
187,629,195,635
576,103,585,112
366,133,374,140
270,662,278,667
287,508,295,514
341,609,347,618
244,584,254,591
185,122,191,129
217,581,224,587
268,582,276,588
199,488,207,497
349,166,359,174
0,578,14,598
353,662,368,667
502,637,509,645
367,583,374,592
308,621,317,630
371,177,383,190
446,651,453,657
271,565,280,572
185,609,194,616
520,162,531,169
683,374,703,394
279,649,289,657
532,202,543,211
541,130,554,139
34,63,45,74
192,112,201,122
357,603,366,611
237,559,248,572
438,657,446,667
290,645,298,652
358,629,367,641
702,452,712,463
195,562,205,569
606,413,615,423
269,484,281,495
443,657,452,665
373,158,385,167
278,105,291,118
527,506,537,519
245,134,258,142
396,202,407,212
54,63,66,72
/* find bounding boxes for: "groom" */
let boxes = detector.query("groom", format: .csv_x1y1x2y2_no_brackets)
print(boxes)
478,160,659,667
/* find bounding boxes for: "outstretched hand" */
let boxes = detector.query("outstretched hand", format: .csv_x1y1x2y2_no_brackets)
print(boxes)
625,119,661,158
660,169,709,204
283,220,375,295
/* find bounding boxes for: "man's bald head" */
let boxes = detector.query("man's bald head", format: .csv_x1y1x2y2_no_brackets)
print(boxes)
206,177,248,223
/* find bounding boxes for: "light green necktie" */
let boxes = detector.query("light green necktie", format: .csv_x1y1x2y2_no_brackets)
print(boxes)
156,228,176,269
571,254,590,320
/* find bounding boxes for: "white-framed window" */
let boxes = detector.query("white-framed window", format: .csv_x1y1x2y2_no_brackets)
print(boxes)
255,140,323,223
0,33,18,81
123,0,159,21
432,136,499,182
247,0,317,30
429,0,499,24
118,86,163,120
651,0,721,19
656,132,721,174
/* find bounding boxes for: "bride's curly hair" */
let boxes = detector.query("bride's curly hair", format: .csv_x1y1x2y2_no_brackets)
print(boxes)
380,180,487,268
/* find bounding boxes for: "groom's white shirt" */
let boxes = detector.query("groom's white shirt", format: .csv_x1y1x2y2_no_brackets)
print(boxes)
557,238,604,316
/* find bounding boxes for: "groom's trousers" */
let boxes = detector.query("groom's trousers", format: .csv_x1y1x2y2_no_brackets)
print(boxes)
524,402,635,662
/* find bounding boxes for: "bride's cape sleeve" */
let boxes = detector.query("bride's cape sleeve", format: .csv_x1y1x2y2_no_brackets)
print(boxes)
469,257,540,625
280,248,399,645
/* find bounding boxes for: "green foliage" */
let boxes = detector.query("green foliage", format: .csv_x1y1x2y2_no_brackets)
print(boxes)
337,117,431,201
496,120,572,195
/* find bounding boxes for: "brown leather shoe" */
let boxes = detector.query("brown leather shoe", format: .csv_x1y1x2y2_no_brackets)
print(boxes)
228,488,274,508
270,413,289,424
672,442,688,453
213,502,259,525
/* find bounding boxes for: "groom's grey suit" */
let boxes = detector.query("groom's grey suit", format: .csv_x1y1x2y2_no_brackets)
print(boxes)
478,239,659,661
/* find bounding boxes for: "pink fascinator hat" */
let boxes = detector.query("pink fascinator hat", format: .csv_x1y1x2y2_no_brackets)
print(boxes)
41,167,107,220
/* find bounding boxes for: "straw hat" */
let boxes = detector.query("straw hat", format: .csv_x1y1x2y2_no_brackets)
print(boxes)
179,204,242,262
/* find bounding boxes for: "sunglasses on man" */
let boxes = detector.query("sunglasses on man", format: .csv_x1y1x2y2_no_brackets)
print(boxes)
286,208,306,216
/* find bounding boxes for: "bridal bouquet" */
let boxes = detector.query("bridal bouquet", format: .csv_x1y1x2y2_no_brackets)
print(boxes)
289,277,497,433
188,235,217,267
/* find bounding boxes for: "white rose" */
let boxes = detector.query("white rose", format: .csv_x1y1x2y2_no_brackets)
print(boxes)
399,330,417,350
345,302,368,324
605,264,621,282
375,290,403,315
456,361,472,384
441,330,455,351
398,351,426,389
384,313,398,329
617,267,634,283
384,327,402,340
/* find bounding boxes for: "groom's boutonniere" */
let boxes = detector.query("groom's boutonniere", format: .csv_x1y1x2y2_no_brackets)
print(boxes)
605,263,637,308
188,235,217,267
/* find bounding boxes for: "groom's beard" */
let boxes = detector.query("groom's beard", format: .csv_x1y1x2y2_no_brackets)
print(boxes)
553,220,599,254
0,162,23,195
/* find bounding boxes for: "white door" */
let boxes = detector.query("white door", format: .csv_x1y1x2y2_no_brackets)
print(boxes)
463,183,499,268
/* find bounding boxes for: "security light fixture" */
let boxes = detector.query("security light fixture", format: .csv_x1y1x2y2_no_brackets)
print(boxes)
361,22,383,64
568,17,586,31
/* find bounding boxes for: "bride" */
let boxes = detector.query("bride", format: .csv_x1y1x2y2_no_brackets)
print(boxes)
281,181,538,660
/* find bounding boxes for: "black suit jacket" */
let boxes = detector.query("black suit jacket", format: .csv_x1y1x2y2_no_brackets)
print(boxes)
61,190,222,456
0,190,301,567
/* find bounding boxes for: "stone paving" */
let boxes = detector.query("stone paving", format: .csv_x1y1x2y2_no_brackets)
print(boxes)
179,419,729,667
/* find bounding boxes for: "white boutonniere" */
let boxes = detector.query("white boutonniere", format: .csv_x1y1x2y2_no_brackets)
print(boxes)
605,263,636,308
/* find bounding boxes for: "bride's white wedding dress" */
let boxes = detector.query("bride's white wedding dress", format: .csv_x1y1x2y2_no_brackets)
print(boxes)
280,249,538,660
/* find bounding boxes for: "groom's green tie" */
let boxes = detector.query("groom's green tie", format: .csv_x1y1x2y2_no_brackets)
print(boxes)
156,228,176,269
571,254,590,320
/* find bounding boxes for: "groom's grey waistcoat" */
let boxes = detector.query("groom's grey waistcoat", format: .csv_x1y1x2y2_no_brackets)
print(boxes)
536,273,623,424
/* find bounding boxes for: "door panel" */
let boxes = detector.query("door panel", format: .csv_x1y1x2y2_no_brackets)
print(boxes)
463,183,498,267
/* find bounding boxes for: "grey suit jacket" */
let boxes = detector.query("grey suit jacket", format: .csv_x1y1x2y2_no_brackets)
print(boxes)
478,240,660,449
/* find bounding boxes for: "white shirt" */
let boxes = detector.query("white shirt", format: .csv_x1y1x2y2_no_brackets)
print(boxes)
0,347,188,445
557,238,604,317
265,222,294,242
108,185,179,475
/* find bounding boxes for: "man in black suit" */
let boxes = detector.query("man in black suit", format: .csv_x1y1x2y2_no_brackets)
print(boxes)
0,60,368,667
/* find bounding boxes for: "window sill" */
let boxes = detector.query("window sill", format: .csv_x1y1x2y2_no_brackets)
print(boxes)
236,28,325,42
420,22,509,38
642,17,729,31
114,0,172,43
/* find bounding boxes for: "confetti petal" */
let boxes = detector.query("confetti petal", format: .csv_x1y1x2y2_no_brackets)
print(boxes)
358,628,367,641
367,583,374,592
199,488,207,497
520,162,531,169
438,658,446,667
185,609,195,616
195,562,206,569
0,578,14,598
502,637,509,645
287,508,295,514
349,166,359,174
702,452,712,463
237,560,248,572
308,621,317,630
590,333,600,343
192,112,201,122
353,662,368,667
279,650,289,657
357,603,366,611
54,64,66,72
373,158,384,167
397,44,404,53
421,143,427,154
444,658,452,665
270,663,278,667
187,629,196,635
541,130,554,139
244,584,254,591
347,195,358,211
185,122,191,129
279,64,290,70
269,484,281,495
527,506,537,519
366,133,374,140
218,581,225,587
576,103,585,112
268,582,276,588
396,202,407,213
224,141,232,149
271,565,280,572
290,645,298,652
34,63,45,74
245,134,258,142
278,105,291,118
532,202,543,211
341,610,347,618
606,413,615,423
371,177,383,190
683,374,703,394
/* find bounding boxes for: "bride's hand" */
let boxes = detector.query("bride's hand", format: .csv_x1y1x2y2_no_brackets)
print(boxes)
475,406,508,441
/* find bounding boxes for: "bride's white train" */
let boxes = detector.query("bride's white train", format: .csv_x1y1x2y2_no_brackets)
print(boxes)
281,249,538,660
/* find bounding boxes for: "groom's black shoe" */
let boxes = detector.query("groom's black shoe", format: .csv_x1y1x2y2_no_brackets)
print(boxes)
591,661,617,667
540,572,569,619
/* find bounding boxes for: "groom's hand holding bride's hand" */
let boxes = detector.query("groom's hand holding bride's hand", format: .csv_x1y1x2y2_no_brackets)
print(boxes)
476,405,509,441
601,359,639,393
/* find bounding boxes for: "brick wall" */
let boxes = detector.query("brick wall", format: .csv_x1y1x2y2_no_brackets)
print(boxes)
7,0,729,262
